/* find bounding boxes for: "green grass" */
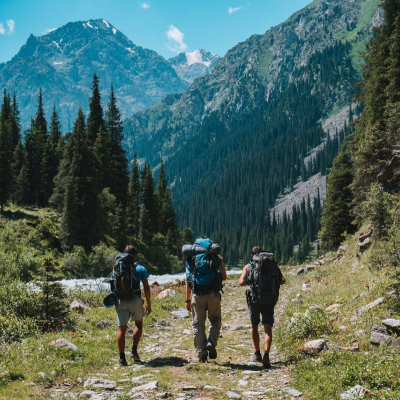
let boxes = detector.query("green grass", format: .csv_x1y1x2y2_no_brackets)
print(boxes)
0,284,188,398
275,223,400,399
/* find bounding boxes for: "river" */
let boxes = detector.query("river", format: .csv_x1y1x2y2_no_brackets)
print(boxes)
58,270,241,292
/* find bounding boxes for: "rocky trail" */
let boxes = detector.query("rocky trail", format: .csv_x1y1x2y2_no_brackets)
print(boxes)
65,279,303,400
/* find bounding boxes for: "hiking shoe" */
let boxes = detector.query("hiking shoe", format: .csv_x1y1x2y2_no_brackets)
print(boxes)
119,357,128,366
206,342,217,359
262,352,271,369
130,349,141,362
199,354,208,363
254,350,262,362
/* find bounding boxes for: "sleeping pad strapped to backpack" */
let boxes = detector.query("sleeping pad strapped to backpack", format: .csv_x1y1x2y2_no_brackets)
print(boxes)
184,238,223,295
111,253,140,300
247,252,281,306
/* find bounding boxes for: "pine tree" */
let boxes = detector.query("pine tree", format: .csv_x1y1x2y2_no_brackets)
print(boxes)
320,140,355,249
156,160,180,253
94,125,112,190
20,89,52,206
0,90,12,212
33,256,69,331
140,163,156,243
60,108,102,251
127,153,140,237
86,74,104,146
105,84,128,205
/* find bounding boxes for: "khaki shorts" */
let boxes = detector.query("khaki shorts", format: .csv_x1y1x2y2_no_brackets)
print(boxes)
116,296,144,326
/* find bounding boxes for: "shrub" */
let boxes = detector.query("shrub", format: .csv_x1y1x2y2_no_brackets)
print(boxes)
88,242,117,277
0,278,40,343
60,246,88,277
285,306,331,340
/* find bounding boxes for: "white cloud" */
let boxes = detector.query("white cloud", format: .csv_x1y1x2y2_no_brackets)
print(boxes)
44,28,57,35
140,2,150,9
166,25,187,53
6,19,15,34
228,7,242,14
0,19,15,35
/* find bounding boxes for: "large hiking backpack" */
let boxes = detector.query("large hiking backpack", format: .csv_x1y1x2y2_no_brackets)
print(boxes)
247,252,281,306
184,238,223,295
111,253,141,300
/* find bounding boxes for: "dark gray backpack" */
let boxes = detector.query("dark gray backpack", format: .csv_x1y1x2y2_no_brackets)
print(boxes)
247,252,281,306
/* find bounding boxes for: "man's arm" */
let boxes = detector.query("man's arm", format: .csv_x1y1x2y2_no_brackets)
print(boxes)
142,278,152,314
238,265,249,286
186,282,192,312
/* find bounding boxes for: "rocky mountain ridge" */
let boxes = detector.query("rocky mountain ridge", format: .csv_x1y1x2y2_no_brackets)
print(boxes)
0,19,217,132
123,0,381,163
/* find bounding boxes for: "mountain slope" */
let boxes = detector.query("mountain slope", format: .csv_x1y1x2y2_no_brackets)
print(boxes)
123,0,381,264
0,19,189,131
123,0,381,164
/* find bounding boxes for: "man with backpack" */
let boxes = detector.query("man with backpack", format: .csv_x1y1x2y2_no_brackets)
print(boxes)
111,245,151,366
184,237,227,362
239,246,286,368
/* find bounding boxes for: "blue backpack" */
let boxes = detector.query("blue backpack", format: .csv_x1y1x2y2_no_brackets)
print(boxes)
185,238,223,295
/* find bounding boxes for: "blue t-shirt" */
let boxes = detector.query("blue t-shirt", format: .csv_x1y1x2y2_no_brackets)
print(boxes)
134,264,149,282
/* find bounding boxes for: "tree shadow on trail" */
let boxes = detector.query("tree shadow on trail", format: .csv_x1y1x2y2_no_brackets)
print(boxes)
144,356,188,368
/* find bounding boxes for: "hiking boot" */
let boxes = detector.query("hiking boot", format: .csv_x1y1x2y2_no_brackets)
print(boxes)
130,349,141,362
206,342,217,359
254,350,262,362
119,357,128,366
199,354,208,363
262,352,271,369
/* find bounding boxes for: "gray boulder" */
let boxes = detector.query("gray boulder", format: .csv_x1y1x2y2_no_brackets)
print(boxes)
341,384,371,398
303,339,328,352
83,378,116,390
70,298,91,313
370,325,392,345
382,319,400,332
49,338,78,352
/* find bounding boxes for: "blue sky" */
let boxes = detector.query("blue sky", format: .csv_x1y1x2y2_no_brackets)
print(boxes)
0,0,311,64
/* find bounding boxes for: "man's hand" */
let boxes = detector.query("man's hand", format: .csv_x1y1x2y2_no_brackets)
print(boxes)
145,304,152,315
186,300,192,312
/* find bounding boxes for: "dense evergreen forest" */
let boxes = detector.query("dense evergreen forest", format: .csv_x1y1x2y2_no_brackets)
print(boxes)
160,40,359,265
320,0,400,262
0,75,183,279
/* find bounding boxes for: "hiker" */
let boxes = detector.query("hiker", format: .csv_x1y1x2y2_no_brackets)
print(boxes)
238,246,286,368
112,245,151,366
184,237,227,362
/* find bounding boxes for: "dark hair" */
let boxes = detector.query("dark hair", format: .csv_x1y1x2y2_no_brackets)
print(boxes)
251,246,262,256
124,245,138,256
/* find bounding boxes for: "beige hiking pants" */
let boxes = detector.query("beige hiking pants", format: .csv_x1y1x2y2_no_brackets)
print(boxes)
191,292,222,359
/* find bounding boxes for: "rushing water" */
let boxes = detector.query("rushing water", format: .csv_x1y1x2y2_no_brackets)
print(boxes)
58,270,241,292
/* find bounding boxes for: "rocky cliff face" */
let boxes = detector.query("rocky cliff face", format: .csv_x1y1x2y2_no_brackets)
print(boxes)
0,19,189,131
169,49,220,84
124,0,381,162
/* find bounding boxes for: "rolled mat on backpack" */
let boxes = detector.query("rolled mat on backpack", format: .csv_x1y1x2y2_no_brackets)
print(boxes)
182,243,221,258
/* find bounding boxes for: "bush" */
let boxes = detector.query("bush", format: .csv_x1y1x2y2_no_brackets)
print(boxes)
285,306,331,340
60,246,88,277
88,242,117,277
0,278,40,343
